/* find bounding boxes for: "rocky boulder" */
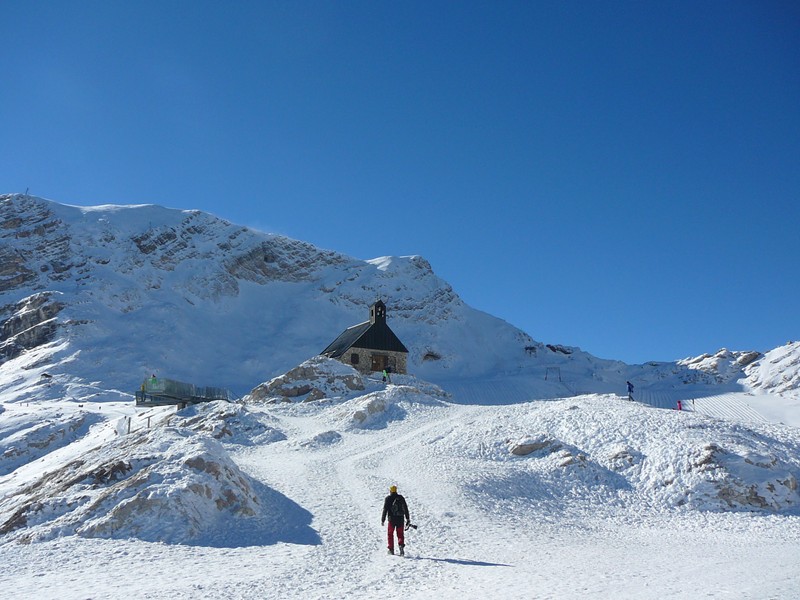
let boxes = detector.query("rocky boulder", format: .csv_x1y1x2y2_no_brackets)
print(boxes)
248,356,365,403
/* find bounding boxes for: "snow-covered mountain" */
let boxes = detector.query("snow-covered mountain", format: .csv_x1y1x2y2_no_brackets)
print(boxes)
2,193,799,598
2,193,797,408
745,341,800,394
0,193,543,398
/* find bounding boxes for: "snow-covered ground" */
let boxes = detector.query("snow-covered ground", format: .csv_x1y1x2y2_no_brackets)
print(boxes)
2,361,799,599
2,195,799,598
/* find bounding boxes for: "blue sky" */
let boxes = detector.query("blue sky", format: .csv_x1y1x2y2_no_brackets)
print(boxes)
2,1,798,363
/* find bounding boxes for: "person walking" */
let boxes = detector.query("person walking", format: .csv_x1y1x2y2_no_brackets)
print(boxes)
381,485,410,555
626,381,634,401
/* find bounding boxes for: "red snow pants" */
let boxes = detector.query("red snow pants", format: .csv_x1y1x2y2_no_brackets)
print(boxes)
387,521,405,550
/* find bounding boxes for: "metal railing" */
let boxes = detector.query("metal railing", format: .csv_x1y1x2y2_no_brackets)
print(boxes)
136,377,234,406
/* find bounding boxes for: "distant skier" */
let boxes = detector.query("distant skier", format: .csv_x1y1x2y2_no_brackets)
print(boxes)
382,368,392,383
677,400,683,411
381,485,410,555
626,381,634,401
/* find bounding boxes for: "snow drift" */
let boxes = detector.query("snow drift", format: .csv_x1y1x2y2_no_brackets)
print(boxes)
0,423,312,546
441,397,800,515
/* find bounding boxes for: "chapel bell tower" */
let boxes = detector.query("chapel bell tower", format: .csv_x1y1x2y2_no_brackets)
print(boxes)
370,299,387,325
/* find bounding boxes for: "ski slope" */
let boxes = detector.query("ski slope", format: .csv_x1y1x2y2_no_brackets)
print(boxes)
441,375,787,427
636,389,770,423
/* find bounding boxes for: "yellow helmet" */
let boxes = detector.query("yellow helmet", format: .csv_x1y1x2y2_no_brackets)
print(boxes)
389,485,397,493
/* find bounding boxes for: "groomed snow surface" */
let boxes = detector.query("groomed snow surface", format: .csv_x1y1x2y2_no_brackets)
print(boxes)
2,362,800,599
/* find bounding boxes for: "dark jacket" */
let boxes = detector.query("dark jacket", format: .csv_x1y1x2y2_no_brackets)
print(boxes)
381,492,410,526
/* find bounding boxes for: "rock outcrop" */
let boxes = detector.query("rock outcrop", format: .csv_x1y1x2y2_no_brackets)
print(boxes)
0,292,65,361
248,356,365,403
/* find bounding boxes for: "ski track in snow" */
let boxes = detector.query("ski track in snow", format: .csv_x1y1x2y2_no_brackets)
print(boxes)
636,389,770,424
441,378,775,426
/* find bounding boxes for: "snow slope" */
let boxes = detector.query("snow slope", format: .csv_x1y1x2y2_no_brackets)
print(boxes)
1,366,799,599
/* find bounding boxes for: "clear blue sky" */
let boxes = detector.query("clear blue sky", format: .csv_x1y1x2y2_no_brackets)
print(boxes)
2,1,798,363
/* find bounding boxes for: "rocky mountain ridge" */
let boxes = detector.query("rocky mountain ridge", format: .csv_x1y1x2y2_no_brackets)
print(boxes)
0,193,796,402
0,194,538,396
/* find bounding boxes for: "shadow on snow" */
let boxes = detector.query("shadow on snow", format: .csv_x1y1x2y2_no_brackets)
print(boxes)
186,478,321,549
409,556,512,568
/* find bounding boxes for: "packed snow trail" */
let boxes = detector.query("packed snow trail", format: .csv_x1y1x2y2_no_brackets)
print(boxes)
223,395,800,599
232,401,493,597
231,402,555,598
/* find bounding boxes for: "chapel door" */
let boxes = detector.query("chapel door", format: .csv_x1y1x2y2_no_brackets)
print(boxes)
371,354,388,372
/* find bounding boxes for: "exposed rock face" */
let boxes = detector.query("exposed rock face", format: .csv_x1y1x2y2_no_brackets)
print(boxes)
508,435,562,456
676,348,765,384
0,292,65,361
0,245,37,293
746,342,800,394
225,238,349,284
0,195,354,303
687,442,799,511
0,196,74,292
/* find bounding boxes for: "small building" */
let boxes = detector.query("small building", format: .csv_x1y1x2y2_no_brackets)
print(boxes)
135,376,233,408
321,300,408,375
